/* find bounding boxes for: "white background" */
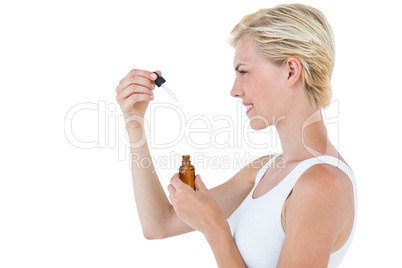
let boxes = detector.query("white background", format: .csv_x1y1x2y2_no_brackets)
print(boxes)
1,0,401,267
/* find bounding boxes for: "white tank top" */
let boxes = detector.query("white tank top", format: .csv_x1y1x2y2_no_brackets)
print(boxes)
228,154,357,268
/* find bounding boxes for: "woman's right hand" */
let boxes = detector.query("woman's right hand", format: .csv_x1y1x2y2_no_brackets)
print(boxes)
115,69,160,129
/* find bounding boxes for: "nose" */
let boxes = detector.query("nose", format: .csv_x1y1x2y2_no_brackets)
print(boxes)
230,79,244,98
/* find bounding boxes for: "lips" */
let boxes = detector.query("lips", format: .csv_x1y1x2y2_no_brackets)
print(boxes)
243,102,254,114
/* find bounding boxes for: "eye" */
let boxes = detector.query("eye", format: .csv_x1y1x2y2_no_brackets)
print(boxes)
239,70,247,76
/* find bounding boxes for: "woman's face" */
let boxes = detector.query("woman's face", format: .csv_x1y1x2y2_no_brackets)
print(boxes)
231,37,291,130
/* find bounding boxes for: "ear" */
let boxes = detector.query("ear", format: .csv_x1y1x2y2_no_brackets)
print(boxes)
285,57,302,87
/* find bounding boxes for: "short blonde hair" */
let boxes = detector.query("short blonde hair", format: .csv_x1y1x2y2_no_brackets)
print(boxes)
229,4,335,109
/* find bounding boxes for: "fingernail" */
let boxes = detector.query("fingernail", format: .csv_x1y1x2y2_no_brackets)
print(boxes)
150,95,154,99
150,73,157,79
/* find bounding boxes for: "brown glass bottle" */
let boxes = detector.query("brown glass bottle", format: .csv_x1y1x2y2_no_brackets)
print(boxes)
179,155,195,190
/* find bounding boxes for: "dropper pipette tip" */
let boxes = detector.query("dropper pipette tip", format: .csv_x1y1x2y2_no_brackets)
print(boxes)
162,84,179,102
153,72,179,102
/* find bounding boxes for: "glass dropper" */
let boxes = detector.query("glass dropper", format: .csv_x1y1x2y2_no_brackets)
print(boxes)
153,72,179,102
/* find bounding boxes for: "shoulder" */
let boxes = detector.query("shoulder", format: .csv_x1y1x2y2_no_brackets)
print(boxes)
295,163,353,199
287,163,354,231
278,163,354,265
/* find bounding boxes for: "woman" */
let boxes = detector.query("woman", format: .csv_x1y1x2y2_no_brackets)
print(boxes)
115,4,356,268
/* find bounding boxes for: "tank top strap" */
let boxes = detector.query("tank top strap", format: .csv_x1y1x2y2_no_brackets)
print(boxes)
254,153,282,184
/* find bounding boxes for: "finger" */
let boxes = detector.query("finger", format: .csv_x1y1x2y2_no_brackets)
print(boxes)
117,84,154,102
168,194,175,207
153,70,162,78
123,69,157,83
167,183,176,195
168,192,175,207
119,93,154,113
170,173,185,189
116,69,157,93
194,175,207,191
167,184,177,208
117,74,155,94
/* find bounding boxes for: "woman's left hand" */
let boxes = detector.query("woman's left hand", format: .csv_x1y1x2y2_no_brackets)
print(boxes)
167,174,227,235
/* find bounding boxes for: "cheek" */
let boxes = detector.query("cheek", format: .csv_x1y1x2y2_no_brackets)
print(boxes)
255,91,275,114
251,89,279,128
249,76,275,99
255,78,282,109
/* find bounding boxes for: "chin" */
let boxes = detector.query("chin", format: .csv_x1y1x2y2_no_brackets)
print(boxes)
249,116,271,130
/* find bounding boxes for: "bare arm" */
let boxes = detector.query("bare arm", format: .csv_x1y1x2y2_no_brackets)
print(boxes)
277,164,354,267
204,223,247,268
165,154,271,267
129,125,272,240
168,174,248,268
127,127,175,239
163,155,274,238
116,69,273,240
116,69,173,239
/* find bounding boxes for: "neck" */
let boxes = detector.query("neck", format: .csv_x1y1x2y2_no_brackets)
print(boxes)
275,108,333,163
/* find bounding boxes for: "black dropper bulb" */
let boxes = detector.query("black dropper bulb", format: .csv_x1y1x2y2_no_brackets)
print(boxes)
152,71,178,102
153,72,166,87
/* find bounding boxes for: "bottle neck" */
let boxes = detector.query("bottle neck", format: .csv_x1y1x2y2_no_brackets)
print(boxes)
182,155,190,164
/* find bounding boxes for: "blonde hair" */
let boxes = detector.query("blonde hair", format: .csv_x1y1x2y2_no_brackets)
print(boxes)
229,4,335,109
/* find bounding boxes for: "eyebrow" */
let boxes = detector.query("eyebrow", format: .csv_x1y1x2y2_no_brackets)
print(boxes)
235,63,246,72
